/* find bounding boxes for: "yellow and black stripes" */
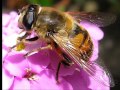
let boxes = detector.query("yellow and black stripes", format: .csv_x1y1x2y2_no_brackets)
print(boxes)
69,24,93,61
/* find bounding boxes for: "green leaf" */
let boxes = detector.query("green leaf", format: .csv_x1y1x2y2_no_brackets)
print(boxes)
28,0,54,6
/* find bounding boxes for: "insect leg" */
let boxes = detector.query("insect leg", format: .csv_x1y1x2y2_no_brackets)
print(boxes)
18,30,25,34
51,41,74,82
23,38,52,58
56,53,74,82
25,36,39,42
24,45,52,58
10,32,30,50
56,60,71,82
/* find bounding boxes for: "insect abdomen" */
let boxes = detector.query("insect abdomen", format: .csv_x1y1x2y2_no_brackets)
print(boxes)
69,24,93,61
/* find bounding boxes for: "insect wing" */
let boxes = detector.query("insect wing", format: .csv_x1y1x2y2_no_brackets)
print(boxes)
80,59,115,87
50,33,114,87
67,12,116,27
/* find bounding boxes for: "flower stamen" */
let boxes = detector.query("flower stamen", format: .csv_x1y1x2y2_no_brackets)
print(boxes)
24,68,38,81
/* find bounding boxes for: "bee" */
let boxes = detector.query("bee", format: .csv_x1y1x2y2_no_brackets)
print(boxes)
11,4,116,87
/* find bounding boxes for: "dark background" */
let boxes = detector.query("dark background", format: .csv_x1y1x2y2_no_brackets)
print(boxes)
2,0,120,90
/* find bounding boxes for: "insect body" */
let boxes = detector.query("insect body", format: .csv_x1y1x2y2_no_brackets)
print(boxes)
34,7,93,61
12,4,115,87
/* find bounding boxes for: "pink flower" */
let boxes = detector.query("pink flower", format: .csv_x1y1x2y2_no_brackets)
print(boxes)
2,11,109,90
3,51,72,90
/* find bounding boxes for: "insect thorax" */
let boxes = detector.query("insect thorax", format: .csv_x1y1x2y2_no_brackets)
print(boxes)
34,7,67,35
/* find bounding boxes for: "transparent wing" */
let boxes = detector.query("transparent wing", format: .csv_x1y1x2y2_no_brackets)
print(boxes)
50,33,115,87
67,12,116,27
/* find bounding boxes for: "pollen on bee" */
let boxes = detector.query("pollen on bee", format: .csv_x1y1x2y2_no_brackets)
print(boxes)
15,41,25,51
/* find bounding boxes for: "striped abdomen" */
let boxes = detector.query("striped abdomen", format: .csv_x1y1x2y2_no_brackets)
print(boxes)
69,24,93,61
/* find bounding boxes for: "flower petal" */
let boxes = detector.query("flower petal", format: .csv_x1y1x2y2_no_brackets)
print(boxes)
2,48,8,61
3,27,19,38
65,65,110,90
2,14,11,27
2,68,14,90
4,52,29,77
64,70,91,90
30,69,73,90
10,12,18,19
3,33,18,47
27,49,51,73
10,77,30,90
90,39,99,61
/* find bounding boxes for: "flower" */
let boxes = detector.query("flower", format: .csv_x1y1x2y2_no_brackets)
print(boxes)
2,11,109,90
3,51,72,90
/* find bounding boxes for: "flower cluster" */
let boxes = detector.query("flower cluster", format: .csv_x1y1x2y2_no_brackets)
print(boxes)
2,11,109,90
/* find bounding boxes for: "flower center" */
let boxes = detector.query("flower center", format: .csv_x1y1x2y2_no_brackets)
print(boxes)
24,68,38,81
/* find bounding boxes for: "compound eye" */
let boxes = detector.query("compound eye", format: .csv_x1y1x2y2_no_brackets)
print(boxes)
22,7,36,30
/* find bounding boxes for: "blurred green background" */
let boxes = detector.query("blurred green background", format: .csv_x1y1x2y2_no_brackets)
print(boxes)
2,0,120,90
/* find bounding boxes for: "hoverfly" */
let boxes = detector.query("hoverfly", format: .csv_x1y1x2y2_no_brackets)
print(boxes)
11,4,116,87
